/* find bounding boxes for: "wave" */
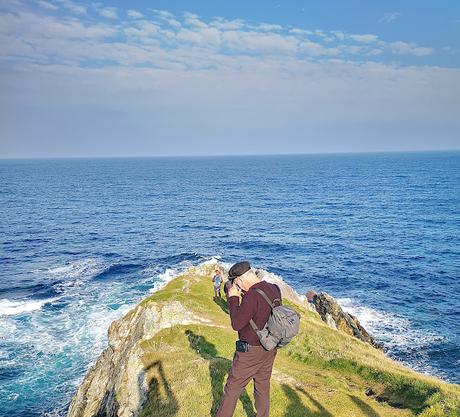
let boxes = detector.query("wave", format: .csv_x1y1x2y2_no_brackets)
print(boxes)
0,297,62,316
336,297,445,350
336,297,447,378
92,263,144,281
40,258,110,295
145,256,222,293
1,253,456,417
44,258,108,280
0,317,17,338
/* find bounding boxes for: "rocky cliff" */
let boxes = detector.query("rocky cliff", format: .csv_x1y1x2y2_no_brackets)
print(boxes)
67,262,460,417
308,290,382,349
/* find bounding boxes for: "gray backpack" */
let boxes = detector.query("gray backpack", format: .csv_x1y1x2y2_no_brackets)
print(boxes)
249,286,301,350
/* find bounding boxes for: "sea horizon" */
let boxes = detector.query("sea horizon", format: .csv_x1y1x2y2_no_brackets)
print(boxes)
1,148,460,161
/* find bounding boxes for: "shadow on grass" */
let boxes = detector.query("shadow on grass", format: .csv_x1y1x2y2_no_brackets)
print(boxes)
281,384,333,417
213,296,229,314
139,360,179,417
349,394,380,417
186,329,255,417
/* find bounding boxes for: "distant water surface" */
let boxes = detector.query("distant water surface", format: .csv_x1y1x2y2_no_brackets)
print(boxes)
0,151,459,416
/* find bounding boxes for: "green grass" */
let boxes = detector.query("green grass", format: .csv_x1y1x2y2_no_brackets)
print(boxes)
130,264,460,417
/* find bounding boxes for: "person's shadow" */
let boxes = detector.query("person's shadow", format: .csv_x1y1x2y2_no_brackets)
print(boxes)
185,329,255,417
281,384,333,417
349,394,381,417
139,360,179,417
213,295,229,314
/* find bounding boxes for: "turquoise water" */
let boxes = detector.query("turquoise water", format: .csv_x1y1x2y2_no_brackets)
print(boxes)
0,151,459,416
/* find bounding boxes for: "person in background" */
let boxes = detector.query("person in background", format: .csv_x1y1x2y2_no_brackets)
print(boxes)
212,269,223,299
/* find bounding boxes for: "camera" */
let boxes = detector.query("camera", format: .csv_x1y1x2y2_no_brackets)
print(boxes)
236,340,249,352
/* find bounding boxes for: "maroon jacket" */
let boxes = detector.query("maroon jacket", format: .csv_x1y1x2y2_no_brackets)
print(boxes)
226,280,281,346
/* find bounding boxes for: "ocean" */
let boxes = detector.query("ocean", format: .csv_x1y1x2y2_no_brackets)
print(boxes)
0,151,459,416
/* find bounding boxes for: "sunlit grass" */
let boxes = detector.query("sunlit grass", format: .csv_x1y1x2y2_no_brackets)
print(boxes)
133,264,460,417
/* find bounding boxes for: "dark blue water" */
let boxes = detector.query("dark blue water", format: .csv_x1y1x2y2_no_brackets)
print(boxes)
1,152,459,416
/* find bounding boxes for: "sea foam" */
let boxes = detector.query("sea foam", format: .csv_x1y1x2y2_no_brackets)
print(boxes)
0,297,62,316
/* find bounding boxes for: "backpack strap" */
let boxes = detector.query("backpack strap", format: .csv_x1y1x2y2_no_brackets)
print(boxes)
248,284,283,331
274,284,282,304
255,285,282,307
254,288,275,308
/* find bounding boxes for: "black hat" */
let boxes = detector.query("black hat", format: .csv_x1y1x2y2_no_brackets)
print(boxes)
228,261,251,281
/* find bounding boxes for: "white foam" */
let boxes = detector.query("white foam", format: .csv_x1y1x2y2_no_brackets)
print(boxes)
336,297,445,350
0,297,61,316
35,258,109,295
0,317,17,338
71,303,135,359
143,257,218,294
335,297,450,379
217,260,233,270
201,256,221,266
148,266,187,293
255,268,305,304
36,258,105,279
1,257,225,415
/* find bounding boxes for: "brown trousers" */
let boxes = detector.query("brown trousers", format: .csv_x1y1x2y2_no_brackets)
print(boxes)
215,345,278,417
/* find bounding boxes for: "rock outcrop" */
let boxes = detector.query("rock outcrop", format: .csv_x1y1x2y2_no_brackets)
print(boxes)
308,290,382,349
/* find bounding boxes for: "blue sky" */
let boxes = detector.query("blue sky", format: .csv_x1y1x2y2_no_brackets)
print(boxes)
0,0,459,157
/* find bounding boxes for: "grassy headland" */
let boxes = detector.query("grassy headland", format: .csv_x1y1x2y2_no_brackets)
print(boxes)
134,264,459,417
68,263,460,417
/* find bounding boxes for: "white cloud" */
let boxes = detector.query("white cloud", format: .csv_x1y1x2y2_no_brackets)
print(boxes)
410,47,434,57
222,30,298,54
149,8,181,28
0,4,438,69
299,41,339,56
34,0,58,11
0,10,118,45
99,7,118,19
184,12,208,28
123,20,159,38
149,9,175,20
177,27,221,46
367,48,382,56
54,0,86,15
314,29,328,38
380,12,401,24
252,23,283,32
127,9,143,19
388,41,433,56
349,34,379,44
340,45,364,55
289,28,313,36
332,31,345,41
210,17,245,30
165,18,181,29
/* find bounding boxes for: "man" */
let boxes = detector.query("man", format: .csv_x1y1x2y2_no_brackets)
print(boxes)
212,269,223,299
215,261,281,417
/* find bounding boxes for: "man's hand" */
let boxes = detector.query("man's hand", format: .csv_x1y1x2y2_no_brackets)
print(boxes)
226,281,240,298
